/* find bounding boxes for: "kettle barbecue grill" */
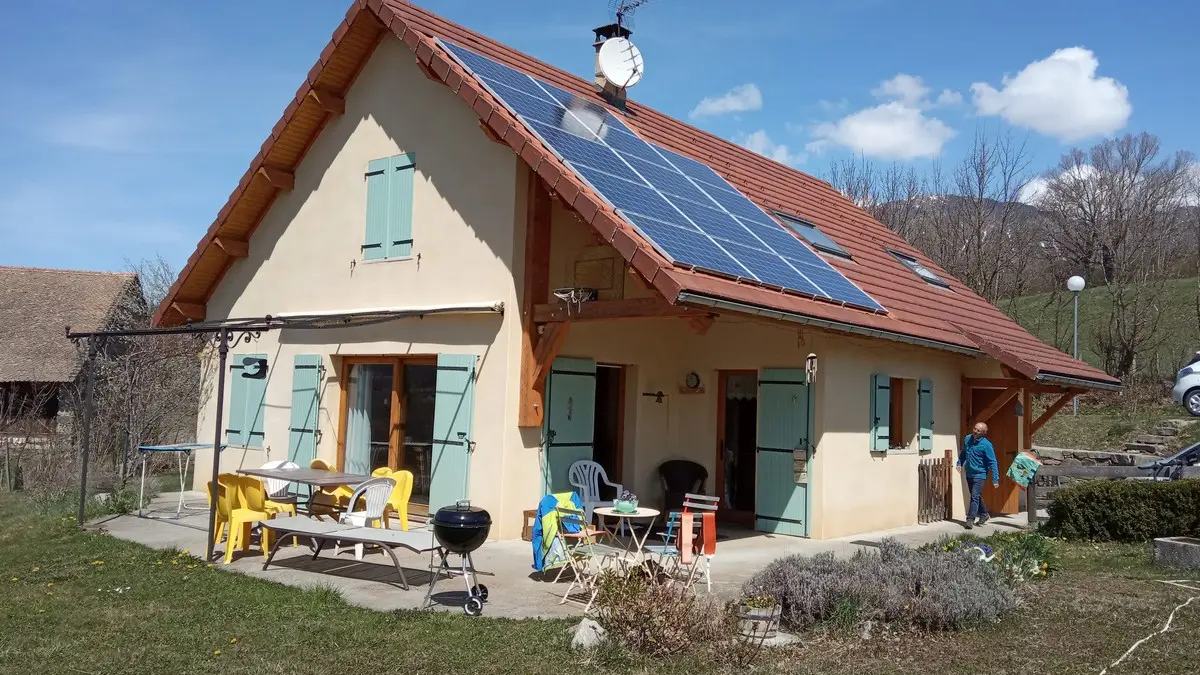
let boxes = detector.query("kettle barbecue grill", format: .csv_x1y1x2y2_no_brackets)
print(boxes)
426,500,492,615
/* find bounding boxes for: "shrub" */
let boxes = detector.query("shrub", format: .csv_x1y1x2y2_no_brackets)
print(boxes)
1044,478,1200,542
923,531,1059,583
594,569,733,657
743,538,1016,631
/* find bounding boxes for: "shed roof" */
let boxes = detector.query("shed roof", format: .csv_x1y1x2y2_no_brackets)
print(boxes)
153,0,1119,388
0,267,138,383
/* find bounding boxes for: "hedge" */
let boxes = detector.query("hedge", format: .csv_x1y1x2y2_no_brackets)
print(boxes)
1043,478,1200,542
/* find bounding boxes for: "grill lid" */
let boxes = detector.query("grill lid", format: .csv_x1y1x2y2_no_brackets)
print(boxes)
433,500,492,529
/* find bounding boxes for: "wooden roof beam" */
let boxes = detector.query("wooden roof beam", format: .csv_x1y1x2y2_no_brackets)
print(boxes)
534,297,712,323
306,86,345,115
171,301,205,322
970,386,1021,427
1030,390,1079,435
257,165,295,191
213,236,249,259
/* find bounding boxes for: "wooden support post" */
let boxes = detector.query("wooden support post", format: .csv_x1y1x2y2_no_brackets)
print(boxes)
1030,391,1076,435
943,448,954,522
1022,388,1033,450
970,386,1020,427
306,86,346,115
1027,471,1039,526
518,175,554,428
171,301,205,322
530,322,570,388
257,165,295,191
214,236,249,258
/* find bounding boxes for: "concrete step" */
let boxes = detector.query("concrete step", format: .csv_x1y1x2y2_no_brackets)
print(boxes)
1136,434,1174,445
1154,426,1180,437
1124,442,1168,454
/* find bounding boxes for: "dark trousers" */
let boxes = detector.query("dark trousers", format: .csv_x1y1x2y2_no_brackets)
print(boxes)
967,475,990,521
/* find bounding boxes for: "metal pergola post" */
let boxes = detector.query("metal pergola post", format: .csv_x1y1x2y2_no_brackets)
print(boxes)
205,329,230,562
75,340,98,526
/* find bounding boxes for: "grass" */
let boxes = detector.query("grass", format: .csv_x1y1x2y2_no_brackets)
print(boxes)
2,493,1200,674
1033,400,1199,452
999,276,1198,380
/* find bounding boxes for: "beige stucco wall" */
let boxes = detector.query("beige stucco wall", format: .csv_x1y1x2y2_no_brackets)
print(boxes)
192,36,531,537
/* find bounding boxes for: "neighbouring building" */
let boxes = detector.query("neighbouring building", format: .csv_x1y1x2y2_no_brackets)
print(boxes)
0,266,142,483
156,0,1120,540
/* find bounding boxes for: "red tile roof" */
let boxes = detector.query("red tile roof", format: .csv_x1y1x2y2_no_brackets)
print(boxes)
154,0,1118,388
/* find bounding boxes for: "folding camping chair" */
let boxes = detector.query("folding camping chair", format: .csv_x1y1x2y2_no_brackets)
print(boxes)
644,493,719,591
553,505,621,611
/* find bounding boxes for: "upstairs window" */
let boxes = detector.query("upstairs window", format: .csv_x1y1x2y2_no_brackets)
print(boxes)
888,249,949,288
363,153,416,261
775,213,850,258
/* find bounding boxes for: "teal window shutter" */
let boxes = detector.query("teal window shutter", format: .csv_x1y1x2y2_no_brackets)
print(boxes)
918,378,934,452
387,153,415,258
363,158,390,260
226,357,248,446
363,153,416,260
288,355,322,466
428,354,476,513
243,354,268,448
870,374,891,452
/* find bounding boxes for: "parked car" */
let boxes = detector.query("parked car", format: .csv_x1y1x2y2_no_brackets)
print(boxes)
1173,352,1200,416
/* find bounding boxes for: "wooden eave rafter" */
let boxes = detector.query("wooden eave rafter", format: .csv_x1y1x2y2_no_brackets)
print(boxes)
970,386,1021,426
214,237,249,258
256,165,296,191
170,301,205,322
306,85,346,114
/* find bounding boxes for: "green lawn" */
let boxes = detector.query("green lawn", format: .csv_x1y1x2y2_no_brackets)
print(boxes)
1032,401,1200,452
2,494,1199,674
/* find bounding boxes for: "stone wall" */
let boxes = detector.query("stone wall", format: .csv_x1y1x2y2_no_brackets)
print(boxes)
1031,447,1160,507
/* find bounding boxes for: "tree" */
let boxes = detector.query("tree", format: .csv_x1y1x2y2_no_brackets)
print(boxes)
1035,133,1195,379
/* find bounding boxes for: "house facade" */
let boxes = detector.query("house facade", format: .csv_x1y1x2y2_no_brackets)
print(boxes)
158,1,1118,540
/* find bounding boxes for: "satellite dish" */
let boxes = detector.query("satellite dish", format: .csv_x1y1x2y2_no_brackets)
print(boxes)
597,37,644,89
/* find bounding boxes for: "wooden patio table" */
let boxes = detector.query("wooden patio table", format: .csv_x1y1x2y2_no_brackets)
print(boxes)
237,467,372,515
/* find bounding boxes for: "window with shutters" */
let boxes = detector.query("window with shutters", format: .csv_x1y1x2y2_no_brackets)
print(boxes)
227,354,268,448
362,153,416,261
870,374,930,453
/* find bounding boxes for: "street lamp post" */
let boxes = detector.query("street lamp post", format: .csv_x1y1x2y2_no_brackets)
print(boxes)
1067,275,1086,416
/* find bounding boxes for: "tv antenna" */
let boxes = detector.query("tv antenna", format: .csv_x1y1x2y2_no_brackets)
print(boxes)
610,0,655,32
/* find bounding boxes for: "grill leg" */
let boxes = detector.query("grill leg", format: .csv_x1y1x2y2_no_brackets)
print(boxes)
423,548,449,610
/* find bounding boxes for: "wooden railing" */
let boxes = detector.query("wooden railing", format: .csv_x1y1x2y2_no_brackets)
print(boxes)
1026,465,1200,524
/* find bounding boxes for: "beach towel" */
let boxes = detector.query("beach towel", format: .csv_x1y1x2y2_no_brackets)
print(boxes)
531,491,582,572
1007,451,1042,489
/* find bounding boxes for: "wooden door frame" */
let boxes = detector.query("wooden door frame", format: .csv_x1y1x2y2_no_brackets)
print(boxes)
335,355,436,474
716,369,757,524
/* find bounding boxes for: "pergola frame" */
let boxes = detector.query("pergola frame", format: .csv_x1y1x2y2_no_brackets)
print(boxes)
66,304,504,561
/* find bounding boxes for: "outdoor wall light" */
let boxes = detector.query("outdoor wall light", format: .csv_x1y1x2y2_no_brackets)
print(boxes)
642,390,666,404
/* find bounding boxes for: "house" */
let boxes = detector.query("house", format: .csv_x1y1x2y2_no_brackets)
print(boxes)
155,0,1119,540
0,266,141,444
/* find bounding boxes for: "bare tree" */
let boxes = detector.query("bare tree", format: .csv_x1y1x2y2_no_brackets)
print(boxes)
0,382,58,490
1036,133,1194,379
825,155,927,242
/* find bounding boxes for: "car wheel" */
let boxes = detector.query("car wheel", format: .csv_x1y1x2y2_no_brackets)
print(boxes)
1186,389,1200,417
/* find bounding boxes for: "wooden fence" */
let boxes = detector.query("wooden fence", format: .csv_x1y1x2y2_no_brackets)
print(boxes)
1026,465,1200,524
918,449,953,524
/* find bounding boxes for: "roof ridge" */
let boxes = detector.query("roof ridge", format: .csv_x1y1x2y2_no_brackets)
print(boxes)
0,265,135,277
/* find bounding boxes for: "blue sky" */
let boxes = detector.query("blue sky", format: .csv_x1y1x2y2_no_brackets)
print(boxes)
2,0,1197,273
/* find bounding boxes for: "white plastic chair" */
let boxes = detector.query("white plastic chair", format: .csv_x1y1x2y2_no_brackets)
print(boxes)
568,460,622,523
259,460,300,502
336,477,396,560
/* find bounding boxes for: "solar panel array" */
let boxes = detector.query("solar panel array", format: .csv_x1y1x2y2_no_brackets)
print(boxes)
440,40,886,314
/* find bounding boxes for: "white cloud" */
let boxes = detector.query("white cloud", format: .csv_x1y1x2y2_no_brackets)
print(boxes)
1018,176,1050,204
817,98,848,113
808,74,957,159
872,74,930,106
738,130,805,166
935,89,964,107
970,47,1131,142
689,83,763,119
808,102,955,160
39,110,163,153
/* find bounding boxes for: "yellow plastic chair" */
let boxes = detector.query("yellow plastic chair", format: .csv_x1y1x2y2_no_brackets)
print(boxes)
224,476,276,564
308,458,353,520
380,469,414,531
207,472,241,546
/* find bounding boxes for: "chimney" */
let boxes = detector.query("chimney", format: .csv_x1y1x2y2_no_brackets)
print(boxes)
592,23,632,106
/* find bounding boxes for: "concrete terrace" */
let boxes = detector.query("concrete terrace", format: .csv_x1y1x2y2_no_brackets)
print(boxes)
94,491,1032,619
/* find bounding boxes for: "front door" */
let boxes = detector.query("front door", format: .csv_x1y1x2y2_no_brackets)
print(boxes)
542,357,597,493
755,368,811,536
971,389,1019,514
717,371,759,523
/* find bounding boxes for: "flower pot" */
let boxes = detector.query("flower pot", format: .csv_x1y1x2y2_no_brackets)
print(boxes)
737,604,781,641
614,499,638,513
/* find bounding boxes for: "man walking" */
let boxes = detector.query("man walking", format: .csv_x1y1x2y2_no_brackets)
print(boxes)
957,422,999,529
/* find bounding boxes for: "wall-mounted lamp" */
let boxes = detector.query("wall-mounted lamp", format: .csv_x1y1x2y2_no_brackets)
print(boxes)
642,390,666,404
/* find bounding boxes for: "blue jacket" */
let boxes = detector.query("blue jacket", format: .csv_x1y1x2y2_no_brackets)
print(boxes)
958,435,999,482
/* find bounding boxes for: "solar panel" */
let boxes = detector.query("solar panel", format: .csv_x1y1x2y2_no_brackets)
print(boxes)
439,40,886,314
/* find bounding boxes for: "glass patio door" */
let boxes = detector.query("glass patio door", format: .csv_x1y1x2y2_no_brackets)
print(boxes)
341,358,437,506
